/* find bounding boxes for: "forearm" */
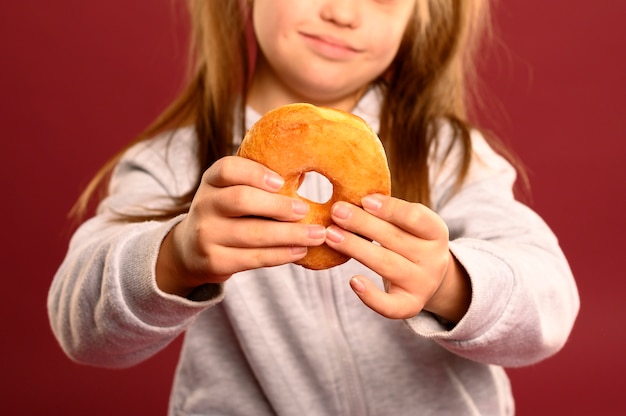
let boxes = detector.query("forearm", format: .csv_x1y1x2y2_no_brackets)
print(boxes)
48,217,218,368
408,236,579,367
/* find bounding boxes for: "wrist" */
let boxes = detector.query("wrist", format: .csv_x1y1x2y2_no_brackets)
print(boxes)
425,251,472,324
155,224,198,298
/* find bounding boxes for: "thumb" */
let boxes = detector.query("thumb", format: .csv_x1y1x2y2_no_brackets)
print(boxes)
350,276,423,320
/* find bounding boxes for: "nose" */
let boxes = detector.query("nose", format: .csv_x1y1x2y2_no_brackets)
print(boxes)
320,0,361,28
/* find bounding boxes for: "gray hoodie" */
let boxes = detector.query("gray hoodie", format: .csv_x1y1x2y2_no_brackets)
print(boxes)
48,90,579,415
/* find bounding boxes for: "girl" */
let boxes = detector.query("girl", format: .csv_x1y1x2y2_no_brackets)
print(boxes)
48,0,579,414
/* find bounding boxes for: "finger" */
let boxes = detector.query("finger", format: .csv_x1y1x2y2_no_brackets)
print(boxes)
349,276,425,320
329,200,415,257
326,225,412,281
212,218,326,249
204,156,285,192
326,225,442,298
361,194,449,241
202,244,312,276
208,185,310,221
330,199,448,262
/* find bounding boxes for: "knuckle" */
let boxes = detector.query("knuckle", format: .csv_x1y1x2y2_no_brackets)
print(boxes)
252,249,286,269
206,156,238,184
215,157,234,179
402,203,424,228
227,186,248,209
197,242,221,273
203,159,224,183
273,195,294,217
372,249,401,275
246,222,268,243
254,251,274,268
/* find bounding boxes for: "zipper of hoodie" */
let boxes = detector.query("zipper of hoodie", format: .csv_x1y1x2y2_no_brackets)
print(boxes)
318,268,368,416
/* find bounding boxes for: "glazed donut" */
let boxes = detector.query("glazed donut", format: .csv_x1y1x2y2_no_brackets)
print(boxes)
237,103,391,270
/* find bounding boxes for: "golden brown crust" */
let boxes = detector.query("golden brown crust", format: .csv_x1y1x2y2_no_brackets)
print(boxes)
237,103,391,270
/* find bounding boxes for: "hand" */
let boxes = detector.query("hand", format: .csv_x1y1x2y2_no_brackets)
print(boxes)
156,156,326,297
325,194,471,323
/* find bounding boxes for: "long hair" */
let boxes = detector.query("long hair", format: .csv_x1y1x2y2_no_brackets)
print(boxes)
71,0,250,221
379,0,508,206
72,0,514,221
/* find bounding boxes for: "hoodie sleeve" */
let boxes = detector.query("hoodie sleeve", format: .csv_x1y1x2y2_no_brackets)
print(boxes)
47,130,224,369
405,127,580,367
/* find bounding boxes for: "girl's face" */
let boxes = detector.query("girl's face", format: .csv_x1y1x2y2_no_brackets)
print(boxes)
248,0,417,112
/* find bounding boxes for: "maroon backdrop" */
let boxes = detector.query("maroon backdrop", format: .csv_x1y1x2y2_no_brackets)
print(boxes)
1,1,624,415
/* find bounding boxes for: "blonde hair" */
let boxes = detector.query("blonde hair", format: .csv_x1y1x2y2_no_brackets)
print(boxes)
72,0,511,221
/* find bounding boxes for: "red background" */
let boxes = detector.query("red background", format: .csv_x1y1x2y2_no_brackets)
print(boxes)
1,1,624,414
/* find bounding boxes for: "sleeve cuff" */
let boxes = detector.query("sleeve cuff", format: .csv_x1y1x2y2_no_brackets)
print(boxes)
116,215,225,328
405,238,516,342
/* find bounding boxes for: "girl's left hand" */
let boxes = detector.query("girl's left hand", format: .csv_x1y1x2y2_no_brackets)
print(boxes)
325,194,471,323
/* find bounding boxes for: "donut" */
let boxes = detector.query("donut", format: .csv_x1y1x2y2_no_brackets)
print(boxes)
237,103,391,270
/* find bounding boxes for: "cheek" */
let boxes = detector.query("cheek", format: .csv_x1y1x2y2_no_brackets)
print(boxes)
252,2,289,47
253,0,304,43
252,8,274,46
368,28,405,67
365,6,413,63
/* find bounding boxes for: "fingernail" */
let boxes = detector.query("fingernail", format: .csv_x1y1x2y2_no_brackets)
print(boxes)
361,194,383,211
332,202,351,220
350,277,366,293
307,225,326,239
326,225,344,243
290,246,307,256
265,173,284,191
293,199,310,215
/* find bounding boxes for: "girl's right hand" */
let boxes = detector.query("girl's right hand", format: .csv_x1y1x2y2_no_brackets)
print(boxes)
156,156,326,297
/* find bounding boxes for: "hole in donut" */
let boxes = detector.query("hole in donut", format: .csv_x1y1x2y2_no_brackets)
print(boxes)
297,171,333,204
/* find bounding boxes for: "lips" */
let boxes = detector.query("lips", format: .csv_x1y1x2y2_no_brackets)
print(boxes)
301,32,362,59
